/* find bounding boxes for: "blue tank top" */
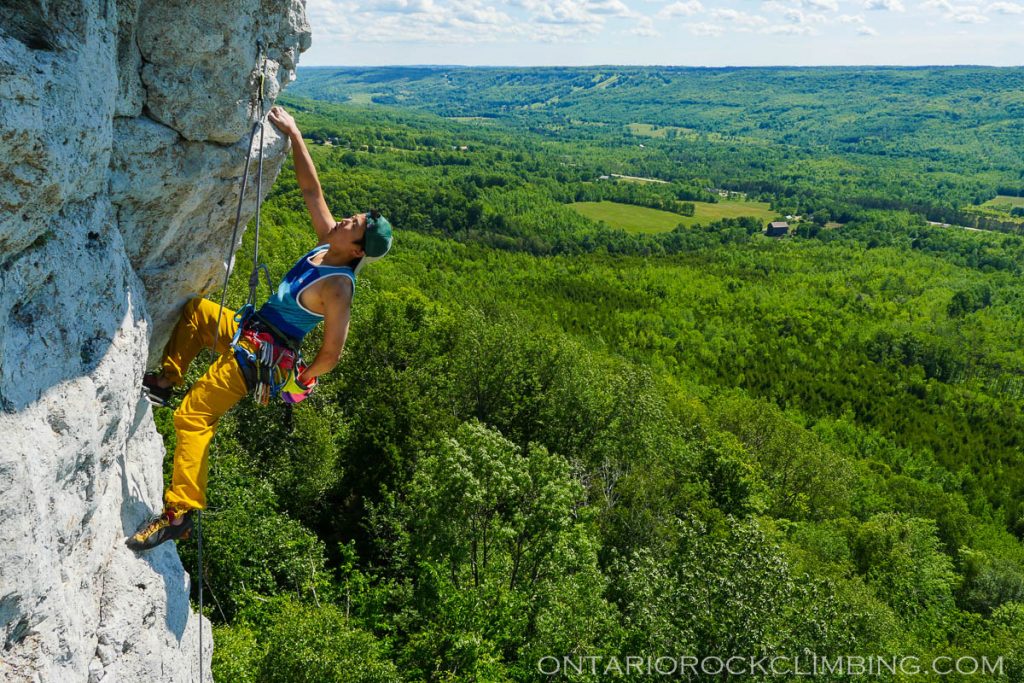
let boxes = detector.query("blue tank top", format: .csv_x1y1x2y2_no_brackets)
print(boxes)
256,245,356,343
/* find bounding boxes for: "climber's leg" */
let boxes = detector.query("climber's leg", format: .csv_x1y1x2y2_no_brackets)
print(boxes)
163,348,249,512
143,298,237,406
127,346,249,552
161,297,238,386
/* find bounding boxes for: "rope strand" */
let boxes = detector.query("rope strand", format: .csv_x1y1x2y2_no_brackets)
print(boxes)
196,508,203,680
200,39,269,683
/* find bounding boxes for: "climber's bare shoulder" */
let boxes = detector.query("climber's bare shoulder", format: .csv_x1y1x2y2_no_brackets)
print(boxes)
299,272,353,319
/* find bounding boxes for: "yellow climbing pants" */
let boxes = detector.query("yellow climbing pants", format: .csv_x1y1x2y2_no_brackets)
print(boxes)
161,297,250,511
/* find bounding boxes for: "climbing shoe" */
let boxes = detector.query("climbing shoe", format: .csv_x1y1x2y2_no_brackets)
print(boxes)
126,507,194,552
142,372,173,407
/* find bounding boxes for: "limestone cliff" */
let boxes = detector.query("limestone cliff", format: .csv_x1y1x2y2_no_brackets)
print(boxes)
0,1,310,680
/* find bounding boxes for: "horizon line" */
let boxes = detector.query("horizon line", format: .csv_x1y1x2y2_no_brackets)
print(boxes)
297,63,1022,69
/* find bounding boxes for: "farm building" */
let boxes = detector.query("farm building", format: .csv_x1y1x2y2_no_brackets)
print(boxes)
766,221,789,237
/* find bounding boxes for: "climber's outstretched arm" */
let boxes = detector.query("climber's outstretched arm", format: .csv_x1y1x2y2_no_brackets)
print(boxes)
268,105,335,244
297,276,353,384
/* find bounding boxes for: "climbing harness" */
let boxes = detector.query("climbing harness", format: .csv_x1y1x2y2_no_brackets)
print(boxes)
231,313,311,405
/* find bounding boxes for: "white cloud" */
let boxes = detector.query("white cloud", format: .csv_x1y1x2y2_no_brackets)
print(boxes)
921,0,994,21
309,0,660,44
689,21,725,34
657,0,705,17
306,1,357,30
530,21,604,39
865,0,906,9
303,0,1005,56
367,0,438,13
762,0,828,19
710,8,770,24
987,0,1024,10
762,4,827,22
588,0,635,16
761,22,818,31
951,8,990,18
533,0,599,24
803,0,840,10
315,0,535,43
453,4,509,23
837,14,880,32
632,15,661,34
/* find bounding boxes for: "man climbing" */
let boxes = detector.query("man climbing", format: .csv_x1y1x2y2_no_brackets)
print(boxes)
127,106,392,551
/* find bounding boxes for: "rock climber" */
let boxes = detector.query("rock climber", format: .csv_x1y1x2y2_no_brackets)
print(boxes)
127,106,392,551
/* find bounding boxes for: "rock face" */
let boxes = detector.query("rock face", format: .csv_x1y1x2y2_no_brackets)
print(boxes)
0,1,310,681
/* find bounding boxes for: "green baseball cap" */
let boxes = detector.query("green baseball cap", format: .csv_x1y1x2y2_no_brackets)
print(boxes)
356,210,393,274
364,210,392,257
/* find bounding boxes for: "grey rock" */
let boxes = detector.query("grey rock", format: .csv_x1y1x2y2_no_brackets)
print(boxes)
137,0,311,144
0,0,309,680
110,115,289,361
114,0,145,117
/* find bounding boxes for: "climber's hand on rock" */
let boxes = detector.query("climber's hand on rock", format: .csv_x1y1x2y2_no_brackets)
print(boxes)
268,106,299,138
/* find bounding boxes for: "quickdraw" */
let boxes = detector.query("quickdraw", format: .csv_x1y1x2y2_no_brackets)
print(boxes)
237,327,296,405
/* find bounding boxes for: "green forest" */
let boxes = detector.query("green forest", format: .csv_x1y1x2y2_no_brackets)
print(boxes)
155,67,1024,681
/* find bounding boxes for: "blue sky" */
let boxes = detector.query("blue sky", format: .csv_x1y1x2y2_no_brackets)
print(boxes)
303,0,1020,66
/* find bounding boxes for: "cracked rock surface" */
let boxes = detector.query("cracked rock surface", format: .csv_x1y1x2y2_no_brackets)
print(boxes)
0,1,309,680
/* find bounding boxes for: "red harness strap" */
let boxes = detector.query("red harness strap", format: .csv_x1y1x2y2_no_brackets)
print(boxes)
238,327,299,405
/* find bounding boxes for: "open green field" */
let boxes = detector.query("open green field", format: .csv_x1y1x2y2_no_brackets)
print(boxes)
685,198,779,225
570,199,779,233
346,92,375,104
626,122,695,139
570,201,684,233
966,195,1024,224
981,195,1024,209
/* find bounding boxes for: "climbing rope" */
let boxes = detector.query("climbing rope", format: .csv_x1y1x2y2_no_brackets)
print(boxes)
213,42,271,341
199,40,271,682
